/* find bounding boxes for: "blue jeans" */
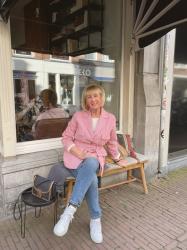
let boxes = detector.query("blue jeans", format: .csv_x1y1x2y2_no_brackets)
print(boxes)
69,157,101,220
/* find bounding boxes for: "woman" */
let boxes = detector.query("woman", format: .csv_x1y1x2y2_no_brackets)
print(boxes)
53,84,124,243
36,88,69,121
32,89,69,133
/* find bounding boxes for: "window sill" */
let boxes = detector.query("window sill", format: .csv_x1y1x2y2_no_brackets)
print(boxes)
16,137,63,155
16,130,122,155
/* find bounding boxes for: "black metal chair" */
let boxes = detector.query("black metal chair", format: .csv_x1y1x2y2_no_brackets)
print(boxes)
14,187,58,238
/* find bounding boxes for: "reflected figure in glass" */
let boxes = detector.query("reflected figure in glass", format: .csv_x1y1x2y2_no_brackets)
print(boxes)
32,88,69,135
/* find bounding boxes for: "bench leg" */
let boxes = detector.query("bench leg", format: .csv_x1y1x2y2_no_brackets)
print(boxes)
65,180,74,206
140,164,148,194
127,169,133,180
54,199,58,224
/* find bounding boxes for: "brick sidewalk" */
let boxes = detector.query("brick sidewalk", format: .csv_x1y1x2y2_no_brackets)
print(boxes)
0,167,187,250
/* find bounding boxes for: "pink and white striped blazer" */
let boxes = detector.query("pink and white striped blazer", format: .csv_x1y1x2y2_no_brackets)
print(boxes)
62,109,119,175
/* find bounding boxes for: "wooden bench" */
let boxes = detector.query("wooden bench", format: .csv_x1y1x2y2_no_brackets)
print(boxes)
64,153,148,205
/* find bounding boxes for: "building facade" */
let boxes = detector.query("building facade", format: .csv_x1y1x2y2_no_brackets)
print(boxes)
0,0,186,218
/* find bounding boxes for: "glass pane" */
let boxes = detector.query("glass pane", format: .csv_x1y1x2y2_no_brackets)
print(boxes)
169,77,187,153
169,24,187,153
10,0,122,142
48,73,56,91
15,50,32,56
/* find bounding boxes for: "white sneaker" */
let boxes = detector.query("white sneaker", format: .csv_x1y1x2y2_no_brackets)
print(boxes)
90,218,103,243
53,205,77,237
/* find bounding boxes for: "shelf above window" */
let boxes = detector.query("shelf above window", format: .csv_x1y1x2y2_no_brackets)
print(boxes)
49,0,75,12
50,0,103,57
51,25,103,44
66,47,103,56
51,46,103,57
56,4,104,26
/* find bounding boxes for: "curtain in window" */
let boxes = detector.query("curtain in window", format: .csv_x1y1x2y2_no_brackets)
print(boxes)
133,0,187,50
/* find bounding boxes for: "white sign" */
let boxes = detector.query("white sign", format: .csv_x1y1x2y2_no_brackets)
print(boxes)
78,68,92,77
75,65,93,77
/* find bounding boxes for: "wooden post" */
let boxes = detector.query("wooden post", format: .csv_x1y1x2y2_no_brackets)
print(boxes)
140,164,148,194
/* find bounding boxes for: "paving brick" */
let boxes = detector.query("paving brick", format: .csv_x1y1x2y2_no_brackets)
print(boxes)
0,167,187,249
6,236,17,250
0,238,9,249
164,240,178,250
176,242,187,250
177,232,187,242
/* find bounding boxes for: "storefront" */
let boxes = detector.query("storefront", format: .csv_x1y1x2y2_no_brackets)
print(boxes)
158,26,187,174
0,0,133,217
0,0,187,218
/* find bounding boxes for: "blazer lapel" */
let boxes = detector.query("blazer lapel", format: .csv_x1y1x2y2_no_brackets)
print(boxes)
83,109,109,137
84,111,94,136
93,109,108,135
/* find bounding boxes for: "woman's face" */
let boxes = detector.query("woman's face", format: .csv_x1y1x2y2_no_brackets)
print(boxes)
86,89,103,111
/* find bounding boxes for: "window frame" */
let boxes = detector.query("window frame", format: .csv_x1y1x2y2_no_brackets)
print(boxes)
14,0,129,155
0,0,134,157
16,137,63,155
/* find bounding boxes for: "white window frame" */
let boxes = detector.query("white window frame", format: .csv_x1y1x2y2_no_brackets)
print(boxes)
13,58,75,155
16,138,63,155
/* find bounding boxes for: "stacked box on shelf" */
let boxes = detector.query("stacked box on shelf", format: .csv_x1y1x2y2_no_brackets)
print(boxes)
50,0,103,56
67,39,78,53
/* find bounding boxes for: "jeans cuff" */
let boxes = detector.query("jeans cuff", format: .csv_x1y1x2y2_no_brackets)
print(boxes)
69,200,80,207
90,215,102,220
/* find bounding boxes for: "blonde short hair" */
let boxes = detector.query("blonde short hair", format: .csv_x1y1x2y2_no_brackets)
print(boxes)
81,84,105,111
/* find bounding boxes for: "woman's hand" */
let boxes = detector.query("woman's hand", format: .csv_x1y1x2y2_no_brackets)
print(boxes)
84,152,97,159
78,152,97,160
70,146,85,159
69,146,97,160
114,159,128,166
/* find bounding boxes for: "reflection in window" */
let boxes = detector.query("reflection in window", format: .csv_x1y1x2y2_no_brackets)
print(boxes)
84,53,97,61
48,73,56,91
61,75,74,105
14,71,40,142
169,24,187,154
50,55,69,61
11,0,122,142
169,75,187,153
14,50,32,56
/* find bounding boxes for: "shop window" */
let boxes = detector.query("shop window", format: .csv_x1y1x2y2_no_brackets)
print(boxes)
10,0,123,149
48,73,56,91
169,24,187,154
13,50,33,57
50,55,69,61
14,71,39,142
60,74,77,116
84,53,97,61
99,54,114,63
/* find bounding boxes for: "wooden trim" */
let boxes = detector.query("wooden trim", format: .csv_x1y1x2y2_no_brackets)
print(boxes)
99,177,137,191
